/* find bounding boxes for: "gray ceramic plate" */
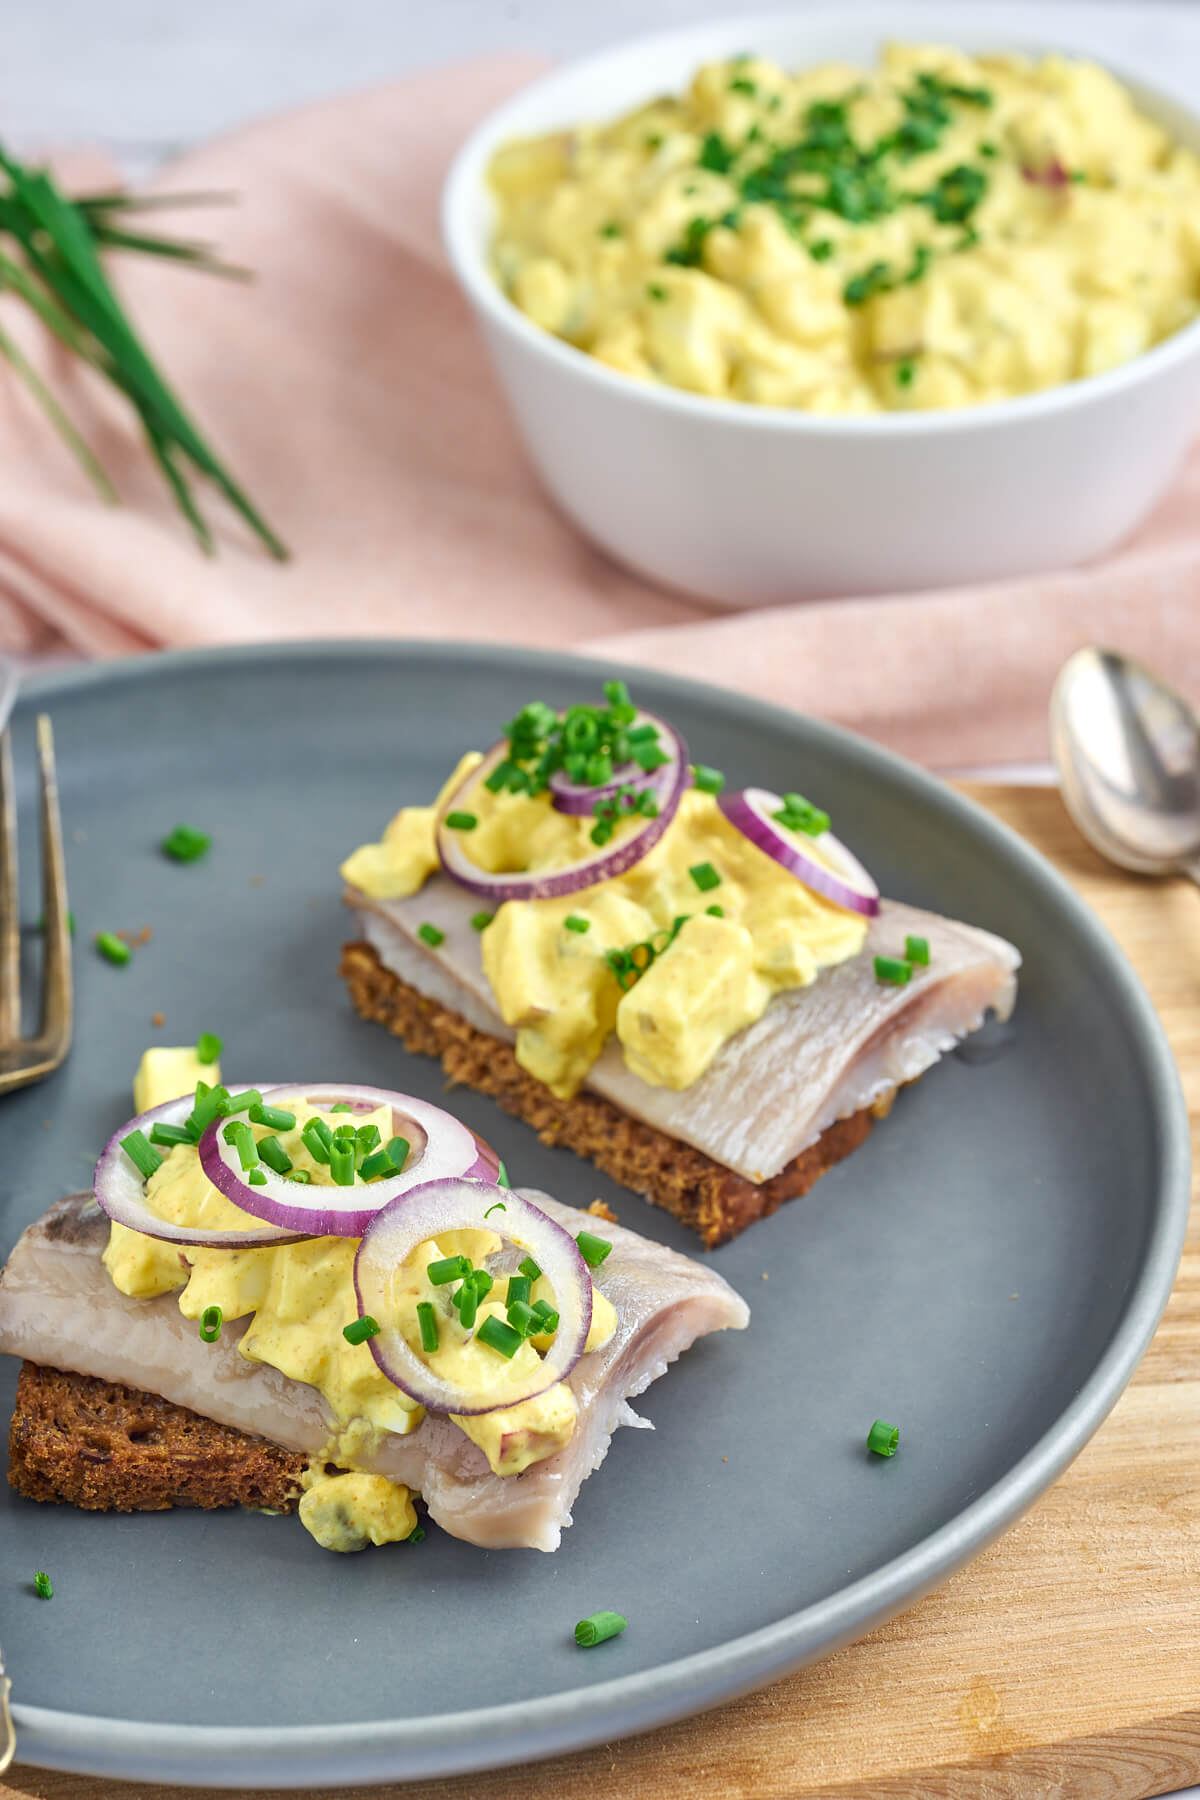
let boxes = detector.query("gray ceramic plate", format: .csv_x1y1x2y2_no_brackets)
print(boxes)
0,644,1189,1789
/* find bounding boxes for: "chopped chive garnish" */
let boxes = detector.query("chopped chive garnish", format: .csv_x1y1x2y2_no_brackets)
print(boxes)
256,1135,293,1175
199,1304,223,1344
874,956,911,986
688,862,721,893
417,922,445,947
287,1169,312,1184
477,1314,523,1359
706,904,724,918
247,1103,295,1133
530,1300,559,1334
248,1169,267,1185
356,1123,381,1152
343,1314,381,1346
221,1089,263,1116
121,1129,162,1180
408,1524,426,1543
471,911,495,931
329,1139,356,1185
416,1301,439,1352
149,1121,193,1148
95,931,131,966
775,792,830,836
564,915,591,934
506,1275,532,1308
387,1135,410,1171
507,1299,539,1336
428,1255,471,1286
518,1255,542,1281
161,824,211,863
33,1570,53,1600
360,1147,398,1181
331,1103,352,1113
497,1161,510,1188
905,935,930,966
455,1281,480,1330
691,765,725,795
223,1120,259,1170
185,1082,229,1139
576,1230,612,1269
575,1611,627,1647
332,1121,357,1139
444,811,477,831
302,1118,332,1163
484,1201,507,1219
867,1419,900,1457
195,1031,222,1064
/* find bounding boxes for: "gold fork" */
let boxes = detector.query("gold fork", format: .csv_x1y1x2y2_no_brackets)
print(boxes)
0,716,72,1095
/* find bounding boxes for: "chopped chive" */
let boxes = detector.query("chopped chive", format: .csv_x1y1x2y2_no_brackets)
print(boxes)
387,1135,410,1171
417,922,445,948
416,1301,439,1352
408,1524,426,1543
471,911,495,931
360,1147,398,1181
530,1300,560,1334
121,1129,162,1180
874,956,912,986
775,793,830,836
444,811,477,831
564,915,590,934
221,1089,263,1116
199,1304,223,1343
356,1123,381,1152
332,1121,357,1139
484,1200,507,1218
287,1169,312,1184
256,1135,293,1176
185,1082,229,1139
646,282,667,302
506,1274,532,1308
604,679,631,707
248,1103,297,1132
497,1160,510,1188
33,1570,53,1600
576,1230,612,1269
329,1139,356,1185
149,1121,193,1148
575,1611,627,1647
161,823,211,863
691,765,725,795
507,1298,539,1336
477,1315,523,1359
248,1169,267,1186
905,934,930,966
195,1031,222,1064
428,1255,471,1286
302,1118,332,1163
455,1280,480,1330
867,1419,900,1457
688,861,721,893
343,1314,381,1346
223,1119,259,1170
95,930,131,966
706,904,725,918
519,1255,542,1281
331,1103,353,1113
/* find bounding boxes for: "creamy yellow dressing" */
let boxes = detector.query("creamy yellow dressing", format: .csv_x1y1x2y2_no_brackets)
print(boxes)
103,1056,620,1549
343,778,866,1097
487,44,1200,412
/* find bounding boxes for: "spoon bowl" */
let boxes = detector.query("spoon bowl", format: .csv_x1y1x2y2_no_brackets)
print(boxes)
1050,647,1200,878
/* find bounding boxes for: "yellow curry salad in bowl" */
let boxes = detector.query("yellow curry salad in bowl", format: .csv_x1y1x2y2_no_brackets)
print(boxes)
488,43,1200,413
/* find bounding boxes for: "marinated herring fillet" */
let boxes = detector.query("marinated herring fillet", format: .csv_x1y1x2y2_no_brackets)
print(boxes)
347,881,1021,1184
0,1191,748,1551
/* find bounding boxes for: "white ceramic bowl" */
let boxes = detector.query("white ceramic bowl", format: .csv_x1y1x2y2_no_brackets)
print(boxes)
443,7,1200,607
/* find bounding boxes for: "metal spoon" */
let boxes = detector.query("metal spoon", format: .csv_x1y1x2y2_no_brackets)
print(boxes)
1050,647,1200,882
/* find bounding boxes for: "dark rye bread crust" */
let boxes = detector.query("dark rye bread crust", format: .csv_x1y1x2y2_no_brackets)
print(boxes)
341,938,889,1248
8,1362,305,1513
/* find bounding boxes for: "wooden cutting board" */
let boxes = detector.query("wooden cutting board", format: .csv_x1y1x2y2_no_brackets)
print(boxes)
5,784,1199,1800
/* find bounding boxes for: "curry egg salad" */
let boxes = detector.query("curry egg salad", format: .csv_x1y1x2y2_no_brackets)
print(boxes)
487,42,1200,410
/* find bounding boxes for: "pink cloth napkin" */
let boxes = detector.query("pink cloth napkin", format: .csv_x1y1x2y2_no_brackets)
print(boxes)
3,56,1200,768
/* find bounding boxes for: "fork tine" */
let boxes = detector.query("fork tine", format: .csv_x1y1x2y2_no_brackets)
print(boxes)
36,715,72,1058
0,730,18,1042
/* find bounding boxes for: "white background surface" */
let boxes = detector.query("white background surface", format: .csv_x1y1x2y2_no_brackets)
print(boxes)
3,5,1199,1787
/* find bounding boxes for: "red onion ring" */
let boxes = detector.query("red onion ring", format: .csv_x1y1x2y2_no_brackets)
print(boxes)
93,1095,309,1249
547,712,685,817
355,1178,592,1416
198,1084,500,1238
436,729,688,902
717,787,880,917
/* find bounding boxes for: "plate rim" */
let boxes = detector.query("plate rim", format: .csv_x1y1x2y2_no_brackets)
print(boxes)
8,638,1191,1787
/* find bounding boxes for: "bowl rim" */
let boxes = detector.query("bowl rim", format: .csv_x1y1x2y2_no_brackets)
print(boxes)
442,5,1200,438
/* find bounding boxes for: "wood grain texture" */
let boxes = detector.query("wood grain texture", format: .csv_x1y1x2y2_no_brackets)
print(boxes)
5,784,1199,1800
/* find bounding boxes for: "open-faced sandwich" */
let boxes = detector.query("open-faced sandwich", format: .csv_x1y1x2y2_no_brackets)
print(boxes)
1,1046,747,1551
341,682,1021,1246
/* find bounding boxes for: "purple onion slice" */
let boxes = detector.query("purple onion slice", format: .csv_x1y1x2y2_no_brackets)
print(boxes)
717,787,880,917
435,728,688,903
547,712,686,817
198,1084,500,1238
93,1094,310,1249
355,1178,593,1416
